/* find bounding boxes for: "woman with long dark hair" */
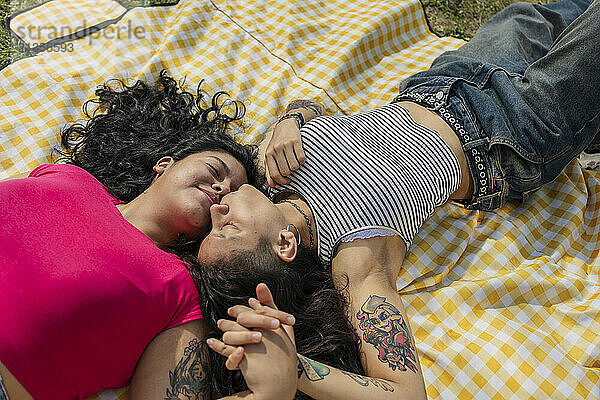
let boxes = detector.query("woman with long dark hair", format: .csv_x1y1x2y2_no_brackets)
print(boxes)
198,0,599,398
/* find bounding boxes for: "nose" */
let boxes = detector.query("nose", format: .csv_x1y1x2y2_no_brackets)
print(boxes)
209,203,229,217
208,203,228,229
212,180,232,199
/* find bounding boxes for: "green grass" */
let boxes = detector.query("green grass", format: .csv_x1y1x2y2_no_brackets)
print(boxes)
0,0,554,68
422,0,554,39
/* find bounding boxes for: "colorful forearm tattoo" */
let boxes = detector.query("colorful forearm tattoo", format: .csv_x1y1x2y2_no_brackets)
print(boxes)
165,338,209,399
298,355,395,392
297,355,331,381
357,295,418,373
340,370,395,392
285,99,325,117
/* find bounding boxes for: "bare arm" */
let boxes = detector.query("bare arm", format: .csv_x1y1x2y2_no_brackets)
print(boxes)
296,353,400,399
210,236,425,399
295,235,426,399
297,286,426,399
130,320,212,400
213,240,427,400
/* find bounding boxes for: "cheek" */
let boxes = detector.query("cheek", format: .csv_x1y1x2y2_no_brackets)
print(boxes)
178,191,208,213
197,239,229,264
174,167,212,188
173,191,211,230
196,243,211,263
228,161,248,188
234,173,248,189
253,203,283,229
197,237,216,263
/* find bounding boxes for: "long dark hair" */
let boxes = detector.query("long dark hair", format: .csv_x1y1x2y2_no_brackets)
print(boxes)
56,70,260,202
55,71,362,397
184,240,365,399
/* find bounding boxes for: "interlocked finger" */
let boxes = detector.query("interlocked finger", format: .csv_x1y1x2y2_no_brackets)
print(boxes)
228,304,253,316
206,338,244,370
207,337,236,357
255,283,278,309
248,297,295,324
217,318,249,333
225,346,244,371
222,330,263,346
229,303,295,327
254,284,296,342
236,310,281,329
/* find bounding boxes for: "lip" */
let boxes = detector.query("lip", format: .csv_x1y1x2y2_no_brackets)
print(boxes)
202,189,219,206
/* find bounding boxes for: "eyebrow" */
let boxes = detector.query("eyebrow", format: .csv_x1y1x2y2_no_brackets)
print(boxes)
208,156,230,176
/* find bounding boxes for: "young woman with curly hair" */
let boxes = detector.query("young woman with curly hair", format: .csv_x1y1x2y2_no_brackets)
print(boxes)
0,71,265,399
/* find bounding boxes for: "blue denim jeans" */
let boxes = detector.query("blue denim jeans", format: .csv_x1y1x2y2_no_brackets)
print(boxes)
395,0,600,210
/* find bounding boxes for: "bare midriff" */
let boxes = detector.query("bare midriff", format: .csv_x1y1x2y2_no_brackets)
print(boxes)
396,101,474,201
0,360,33,400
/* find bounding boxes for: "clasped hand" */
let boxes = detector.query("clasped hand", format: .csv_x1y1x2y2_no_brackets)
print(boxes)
208,283,299,400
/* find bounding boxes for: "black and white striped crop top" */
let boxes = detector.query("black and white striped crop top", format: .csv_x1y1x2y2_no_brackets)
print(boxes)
267,102,461,266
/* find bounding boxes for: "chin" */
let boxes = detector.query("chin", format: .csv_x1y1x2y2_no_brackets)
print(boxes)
196,246,210,264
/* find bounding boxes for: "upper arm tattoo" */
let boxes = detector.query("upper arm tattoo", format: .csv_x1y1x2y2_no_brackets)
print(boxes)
165,338,209,400
356,295,418,373
285,100,325,117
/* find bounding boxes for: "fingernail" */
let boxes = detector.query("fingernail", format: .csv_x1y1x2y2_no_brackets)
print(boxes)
252,333,262,341
270,319,279,328
206,338,214,345
235,347,243,354
249,298,257,305
286,316,296,325
217,319,223,326
227,307,233,314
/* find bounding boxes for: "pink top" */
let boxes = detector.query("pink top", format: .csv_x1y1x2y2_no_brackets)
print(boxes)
0,164,202,399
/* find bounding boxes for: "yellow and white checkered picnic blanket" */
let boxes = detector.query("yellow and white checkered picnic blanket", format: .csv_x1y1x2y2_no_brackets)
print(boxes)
1,0,598,398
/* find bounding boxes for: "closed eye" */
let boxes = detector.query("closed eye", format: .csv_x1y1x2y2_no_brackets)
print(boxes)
207,163,220,179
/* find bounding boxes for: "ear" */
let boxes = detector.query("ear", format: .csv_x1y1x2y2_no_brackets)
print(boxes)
152,156,175,176
275,229,298,262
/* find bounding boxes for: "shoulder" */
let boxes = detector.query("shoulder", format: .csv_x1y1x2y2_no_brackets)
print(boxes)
158,258,203,330
332,234,406,283
28,163,89,178
28,163,119,201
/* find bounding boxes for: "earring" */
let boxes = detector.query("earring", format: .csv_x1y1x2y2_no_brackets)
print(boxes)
286,224,301,247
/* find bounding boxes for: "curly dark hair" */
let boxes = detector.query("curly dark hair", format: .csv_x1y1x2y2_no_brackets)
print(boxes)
57,70,260,203
184,240,365,399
